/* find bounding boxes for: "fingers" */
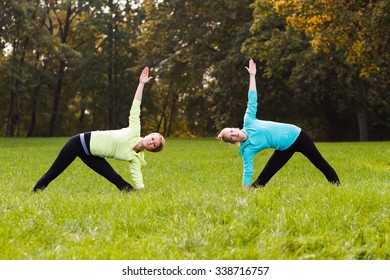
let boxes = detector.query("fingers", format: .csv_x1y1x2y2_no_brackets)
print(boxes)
245,59,256,71
249,59,256,69
140,66,153,83
142,66,149,75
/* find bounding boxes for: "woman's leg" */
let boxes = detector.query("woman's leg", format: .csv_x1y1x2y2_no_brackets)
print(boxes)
292,130,340,184
252,149,295,188
33,133,133,192
78,155,134,191
33,135,83,192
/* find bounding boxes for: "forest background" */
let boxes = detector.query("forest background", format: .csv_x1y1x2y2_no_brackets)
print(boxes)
1,0,389,141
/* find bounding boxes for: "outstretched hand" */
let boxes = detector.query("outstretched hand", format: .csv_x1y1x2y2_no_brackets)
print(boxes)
139,67,153,84
134,67,153,102
245,59,256,76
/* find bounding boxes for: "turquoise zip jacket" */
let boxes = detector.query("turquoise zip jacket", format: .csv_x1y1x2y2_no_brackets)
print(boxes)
240,90,301,186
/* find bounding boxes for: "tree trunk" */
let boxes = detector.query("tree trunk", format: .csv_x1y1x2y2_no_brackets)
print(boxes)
167,93,178,137
156,91,171,134
48,2,73,136
6,90,17,137
27,100,37,137
28,81,44,137
107,0,116,129
6,40,29,136
357,78,369,141
27,4,48,137
6,1,40,137
49,60,66,136
108,54,115,128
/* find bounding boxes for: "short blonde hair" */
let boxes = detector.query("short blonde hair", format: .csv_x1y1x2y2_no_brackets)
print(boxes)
217,128,230,143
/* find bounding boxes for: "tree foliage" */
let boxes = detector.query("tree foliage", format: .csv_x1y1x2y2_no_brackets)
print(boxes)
0,0,389,140
244,0,390,140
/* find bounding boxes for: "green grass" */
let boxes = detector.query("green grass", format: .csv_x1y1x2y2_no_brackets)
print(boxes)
0,137,389,259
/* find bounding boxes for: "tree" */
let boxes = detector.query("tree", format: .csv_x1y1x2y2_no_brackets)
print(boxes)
137,0,253,136
43,0,92,136
1,0,388,139
87,0,141,129
268,0,390,140
2,0,38,136
243,0,353,140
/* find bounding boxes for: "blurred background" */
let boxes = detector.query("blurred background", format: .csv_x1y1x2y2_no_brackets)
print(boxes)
1,0,389,141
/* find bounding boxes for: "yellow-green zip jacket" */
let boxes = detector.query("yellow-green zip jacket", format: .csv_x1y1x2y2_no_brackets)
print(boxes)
90,100,146,189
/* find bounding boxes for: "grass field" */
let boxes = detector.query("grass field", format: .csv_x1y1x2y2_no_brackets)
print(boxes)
0,137,389,260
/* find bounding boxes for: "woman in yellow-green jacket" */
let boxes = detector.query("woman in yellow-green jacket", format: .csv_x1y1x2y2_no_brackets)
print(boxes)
33,67,164,193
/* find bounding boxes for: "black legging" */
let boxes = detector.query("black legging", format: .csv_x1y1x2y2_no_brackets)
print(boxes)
252,130,340,188
33,133,133,192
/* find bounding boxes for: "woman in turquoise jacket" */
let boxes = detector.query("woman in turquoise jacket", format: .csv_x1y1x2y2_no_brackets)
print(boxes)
33,67,164,192
218,59,340,189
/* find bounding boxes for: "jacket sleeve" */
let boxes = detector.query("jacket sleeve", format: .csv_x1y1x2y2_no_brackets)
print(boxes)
244,90,258,122
129,100,141,133
129,157,144,189
242,151,254,186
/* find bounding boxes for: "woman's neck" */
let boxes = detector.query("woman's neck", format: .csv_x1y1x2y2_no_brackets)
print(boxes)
133,141,143,152
240,131,248,142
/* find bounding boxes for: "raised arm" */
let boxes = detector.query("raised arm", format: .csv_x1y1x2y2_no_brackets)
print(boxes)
129,67,153,127
134,66,153,102
244,59,258,120
245,59,257,91
242,60,258,190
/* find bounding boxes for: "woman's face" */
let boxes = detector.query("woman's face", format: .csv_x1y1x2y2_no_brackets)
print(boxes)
221,128,243,143
142,133,163,151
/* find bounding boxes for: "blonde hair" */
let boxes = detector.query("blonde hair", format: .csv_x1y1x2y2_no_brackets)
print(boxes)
217,128,229,143
217,128,241,145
